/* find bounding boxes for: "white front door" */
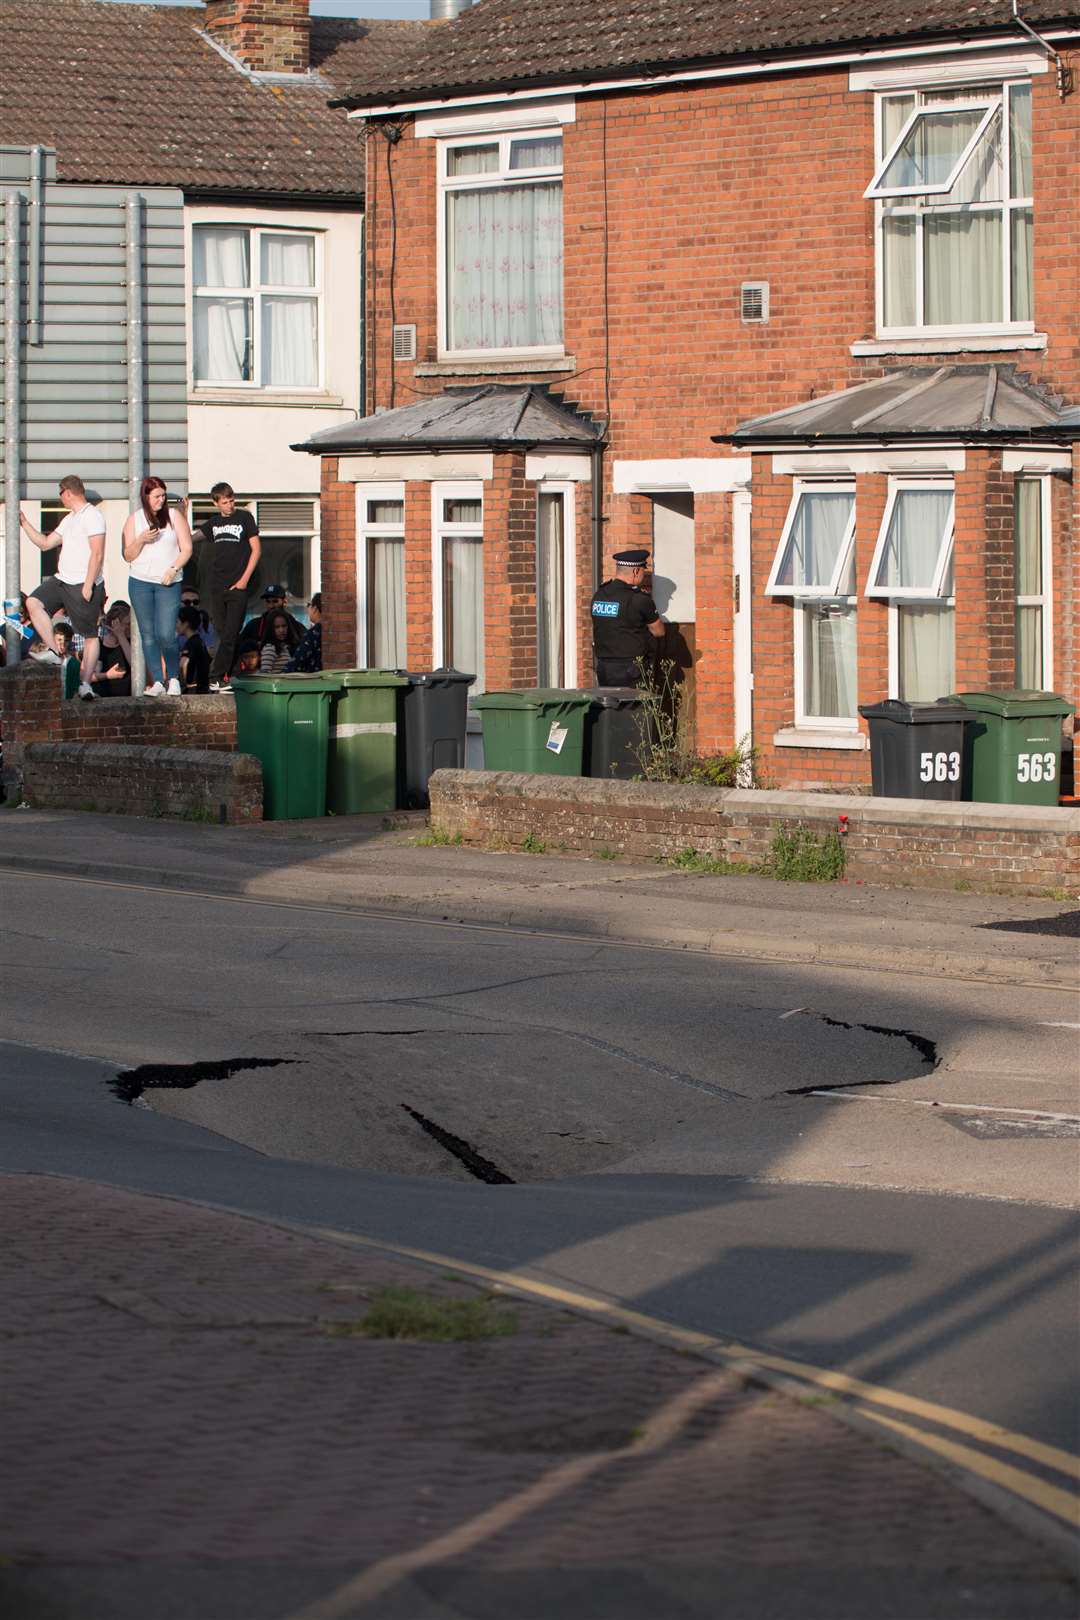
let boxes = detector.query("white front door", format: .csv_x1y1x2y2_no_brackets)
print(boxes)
732,489,753,759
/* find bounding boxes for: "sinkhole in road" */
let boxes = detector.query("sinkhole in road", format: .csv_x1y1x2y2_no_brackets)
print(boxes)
112,1012,937,1185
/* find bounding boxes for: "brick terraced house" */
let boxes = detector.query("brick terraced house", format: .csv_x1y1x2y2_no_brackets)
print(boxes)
296,0,1080,788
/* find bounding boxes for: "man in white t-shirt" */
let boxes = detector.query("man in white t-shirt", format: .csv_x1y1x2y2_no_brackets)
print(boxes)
20,474,108,700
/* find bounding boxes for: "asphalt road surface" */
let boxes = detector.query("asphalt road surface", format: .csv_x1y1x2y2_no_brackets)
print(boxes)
2,863,1077,1487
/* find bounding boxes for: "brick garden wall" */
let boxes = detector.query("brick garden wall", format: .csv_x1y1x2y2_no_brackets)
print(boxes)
20,742,262,825
1,663,237,798
428,770,1080,896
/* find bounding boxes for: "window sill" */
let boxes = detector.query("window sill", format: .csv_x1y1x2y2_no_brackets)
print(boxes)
417,355,576,377
774,727,868,750
188,390,345,408
851,334,1047,357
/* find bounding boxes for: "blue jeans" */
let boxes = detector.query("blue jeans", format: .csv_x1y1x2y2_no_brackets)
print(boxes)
129,577,181,684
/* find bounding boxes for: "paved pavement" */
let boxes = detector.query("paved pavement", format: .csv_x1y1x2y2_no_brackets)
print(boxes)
0,805,1077,985
2,1173,1076,1620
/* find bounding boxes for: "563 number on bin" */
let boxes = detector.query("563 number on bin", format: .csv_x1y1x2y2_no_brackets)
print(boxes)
919,750,961,783
1016,751,1056,783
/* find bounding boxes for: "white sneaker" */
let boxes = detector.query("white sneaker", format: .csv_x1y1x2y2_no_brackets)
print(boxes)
30,647,62,666
167,678,182,697
145,682,165,697
78,681,96,701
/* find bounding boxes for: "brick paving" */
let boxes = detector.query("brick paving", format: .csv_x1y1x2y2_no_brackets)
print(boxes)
0,1173,1075,1620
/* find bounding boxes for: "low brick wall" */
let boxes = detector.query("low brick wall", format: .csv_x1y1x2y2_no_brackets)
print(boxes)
1,662,237,799
20,743,262,825
428,771,1080,894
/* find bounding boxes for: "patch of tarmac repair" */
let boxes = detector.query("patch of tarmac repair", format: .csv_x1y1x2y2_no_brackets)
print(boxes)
111,1057,294,1107
402,1104,516,1186
783,1013,938,1096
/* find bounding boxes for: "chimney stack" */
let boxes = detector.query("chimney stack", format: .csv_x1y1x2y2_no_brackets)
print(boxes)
430,0,474,17
204,0,311,75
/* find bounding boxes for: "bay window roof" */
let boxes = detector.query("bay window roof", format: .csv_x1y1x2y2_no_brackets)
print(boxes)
719,366,1077,447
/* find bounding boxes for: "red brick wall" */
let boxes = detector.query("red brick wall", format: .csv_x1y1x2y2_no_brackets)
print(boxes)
429,771,1080,895
22,742,262,825
320,456,357,671
1,664,237,798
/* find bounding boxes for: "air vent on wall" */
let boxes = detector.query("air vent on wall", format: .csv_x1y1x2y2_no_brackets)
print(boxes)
740,281,770,323
393,323,417,361
257,499,316,530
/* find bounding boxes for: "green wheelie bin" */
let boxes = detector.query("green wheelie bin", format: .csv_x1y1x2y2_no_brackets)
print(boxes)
231,673,337,821
947,690,1075,806
472,689,592,776
325,669,409,814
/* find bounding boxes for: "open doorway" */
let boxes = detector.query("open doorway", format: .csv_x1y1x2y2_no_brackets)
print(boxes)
650,493,696,730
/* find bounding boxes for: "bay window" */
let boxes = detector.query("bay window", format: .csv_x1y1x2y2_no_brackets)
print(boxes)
356,486,406,668
193,225,321,388
433,486,485,693
870,82,1033,335
767,483,859,728
1014,476,1052,689
869,480,956,701
439,132,563,356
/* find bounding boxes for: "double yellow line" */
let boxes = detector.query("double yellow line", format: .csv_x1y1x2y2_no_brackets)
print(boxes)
306,1222,1080,1535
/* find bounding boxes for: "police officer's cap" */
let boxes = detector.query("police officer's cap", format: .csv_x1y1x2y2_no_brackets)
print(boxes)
613,549,650,568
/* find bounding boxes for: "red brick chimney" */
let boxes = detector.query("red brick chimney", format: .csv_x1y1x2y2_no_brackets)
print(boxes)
204,0,311,74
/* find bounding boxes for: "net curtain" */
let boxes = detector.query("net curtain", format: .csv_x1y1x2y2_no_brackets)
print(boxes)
448,177,563,350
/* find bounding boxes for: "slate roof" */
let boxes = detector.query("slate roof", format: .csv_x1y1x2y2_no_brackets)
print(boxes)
293,385,602,453
720,367,1079,443
0,0,430,197
335,0,1080,107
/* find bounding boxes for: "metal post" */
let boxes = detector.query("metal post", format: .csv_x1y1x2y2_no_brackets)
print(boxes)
126,192,146,694
28,146,43,347
4,190,23,666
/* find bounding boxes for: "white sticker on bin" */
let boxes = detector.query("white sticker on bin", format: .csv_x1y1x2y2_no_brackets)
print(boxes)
331,722,397,739
546,722,568,755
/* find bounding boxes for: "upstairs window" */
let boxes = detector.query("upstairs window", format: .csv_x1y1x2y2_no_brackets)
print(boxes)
193,226,322,388
440,132,563,356
872,83,1033,335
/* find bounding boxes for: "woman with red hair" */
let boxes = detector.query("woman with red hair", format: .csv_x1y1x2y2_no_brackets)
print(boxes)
123,476,193,696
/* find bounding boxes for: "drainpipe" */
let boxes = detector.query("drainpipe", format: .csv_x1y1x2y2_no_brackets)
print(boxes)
126,192,146,694
590,442,605,589
3,190,23,666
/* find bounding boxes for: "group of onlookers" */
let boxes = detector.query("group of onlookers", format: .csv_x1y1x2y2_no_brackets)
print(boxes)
6,474,322,697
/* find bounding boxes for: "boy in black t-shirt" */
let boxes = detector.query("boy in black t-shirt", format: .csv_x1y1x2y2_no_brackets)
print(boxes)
192,482,261,688
176,605,211,694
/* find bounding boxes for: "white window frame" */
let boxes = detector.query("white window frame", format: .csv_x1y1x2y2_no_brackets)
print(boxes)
866,478,955,600
535,480,578,688
794,599,860,733
436,128,564,362
764,480,856,598
191,224,324,392
872,80,1035,340
1015,473,1054,689
431,480,484,675
355,482,405,667
887,599,957,701
865,99,1000,199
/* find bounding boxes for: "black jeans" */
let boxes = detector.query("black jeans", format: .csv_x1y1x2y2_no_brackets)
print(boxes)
209,586,249,680
594,655,648,688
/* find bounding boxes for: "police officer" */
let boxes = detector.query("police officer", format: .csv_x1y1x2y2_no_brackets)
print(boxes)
590,548,665,686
